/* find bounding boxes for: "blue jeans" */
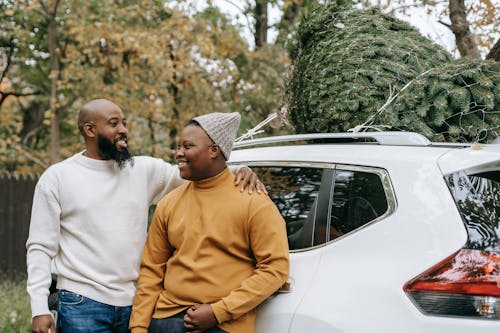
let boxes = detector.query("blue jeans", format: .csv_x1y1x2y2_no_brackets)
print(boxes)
57,290,131,333
148,311,227,333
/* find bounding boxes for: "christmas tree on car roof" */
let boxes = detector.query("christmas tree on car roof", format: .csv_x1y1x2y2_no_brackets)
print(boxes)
285,0,499,143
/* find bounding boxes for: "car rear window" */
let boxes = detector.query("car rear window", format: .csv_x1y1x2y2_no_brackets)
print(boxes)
445,170,499,251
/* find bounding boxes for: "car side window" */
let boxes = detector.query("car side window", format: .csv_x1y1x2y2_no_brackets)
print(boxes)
251,166,324,251
330,169,389,240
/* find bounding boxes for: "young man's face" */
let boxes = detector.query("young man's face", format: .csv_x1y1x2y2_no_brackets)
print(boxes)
176,124,217,181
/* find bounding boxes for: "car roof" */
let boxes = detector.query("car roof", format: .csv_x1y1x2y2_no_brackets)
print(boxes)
230,132,500,174
230,144,452,169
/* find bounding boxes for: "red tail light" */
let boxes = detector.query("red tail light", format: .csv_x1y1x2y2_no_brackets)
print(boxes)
404,249,500,319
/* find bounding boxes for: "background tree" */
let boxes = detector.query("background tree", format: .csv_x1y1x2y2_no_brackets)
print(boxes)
215,0,318,131
215,0,497,57
448,0,481,59
254,0,269,48
486,39,500,61
275,0,319,46
285,1,499,142
0,0,51,171
2,0,497,173
0,0,289,173
41,0,63,163
373,0,498,59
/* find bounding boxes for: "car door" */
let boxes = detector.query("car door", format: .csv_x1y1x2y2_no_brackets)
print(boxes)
288,165,397,333
249,163,335,332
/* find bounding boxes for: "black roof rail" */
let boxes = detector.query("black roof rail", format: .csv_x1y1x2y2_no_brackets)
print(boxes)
233,132,432,149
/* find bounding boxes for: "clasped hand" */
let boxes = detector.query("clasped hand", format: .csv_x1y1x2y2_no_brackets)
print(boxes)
183,303,218,333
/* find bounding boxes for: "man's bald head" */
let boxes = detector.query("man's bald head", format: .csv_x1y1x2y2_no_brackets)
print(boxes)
78,99,121,136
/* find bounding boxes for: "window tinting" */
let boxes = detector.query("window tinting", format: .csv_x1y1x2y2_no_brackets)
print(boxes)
252,166,323,250
445,171,499,251
330,169,388,240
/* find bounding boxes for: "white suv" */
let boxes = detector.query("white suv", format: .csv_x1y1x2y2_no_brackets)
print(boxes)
229,131,499,333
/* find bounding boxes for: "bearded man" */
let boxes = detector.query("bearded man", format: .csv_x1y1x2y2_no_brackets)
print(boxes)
26,99,264,333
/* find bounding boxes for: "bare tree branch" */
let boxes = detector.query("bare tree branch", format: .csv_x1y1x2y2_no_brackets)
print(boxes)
0,91,43,109
11,142,49,169
387,4,421,14
38,0,48,15
437,20,451,29
219,0,253,32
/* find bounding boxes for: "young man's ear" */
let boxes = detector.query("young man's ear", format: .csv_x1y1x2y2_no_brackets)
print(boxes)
209,144,221,159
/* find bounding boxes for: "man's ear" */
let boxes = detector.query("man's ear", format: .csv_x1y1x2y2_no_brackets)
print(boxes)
83,122,96,138
209,144,221,159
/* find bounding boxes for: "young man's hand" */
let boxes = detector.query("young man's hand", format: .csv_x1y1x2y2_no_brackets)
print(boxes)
183,303,218,332
234,166,268,194
32,314,56,333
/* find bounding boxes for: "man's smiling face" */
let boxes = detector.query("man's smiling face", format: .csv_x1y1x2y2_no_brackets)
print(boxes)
176,124,218,181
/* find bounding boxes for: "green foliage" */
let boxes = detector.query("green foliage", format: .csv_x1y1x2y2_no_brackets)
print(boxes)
286,1,500,142
0,276,31,333
0,1,289,173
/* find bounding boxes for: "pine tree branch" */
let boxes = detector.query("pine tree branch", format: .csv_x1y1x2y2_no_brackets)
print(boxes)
356,69,433,130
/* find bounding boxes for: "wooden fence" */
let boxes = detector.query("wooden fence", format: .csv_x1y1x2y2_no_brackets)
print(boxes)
0,172,39,278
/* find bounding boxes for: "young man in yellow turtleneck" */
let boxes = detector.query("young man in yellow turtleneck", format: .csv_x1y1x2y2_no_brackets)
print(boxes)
129,112,290,333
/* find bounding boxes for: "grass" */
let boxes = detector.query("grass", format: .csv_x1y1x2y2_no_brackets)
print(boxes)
0,275,31,333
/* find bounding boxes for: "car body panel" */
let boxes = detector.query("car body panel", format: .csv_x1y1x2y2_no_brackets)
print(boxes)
228,140,499,332
255,248,324,332
437,144,500,175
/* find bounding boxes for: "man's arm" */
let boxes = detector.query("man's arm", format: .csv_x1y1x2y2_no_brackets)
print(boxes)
26,180,60,332
130,203,173,333
150,160,265,205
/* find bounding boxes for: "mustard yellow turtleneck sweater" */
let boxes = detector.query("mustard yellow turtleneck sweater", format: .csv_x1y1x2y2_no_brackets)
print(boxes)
130,167,290,333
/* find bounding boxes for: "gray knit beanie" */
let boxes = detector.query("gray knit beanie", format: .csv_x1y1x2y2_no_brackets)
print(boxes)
193,112,241,160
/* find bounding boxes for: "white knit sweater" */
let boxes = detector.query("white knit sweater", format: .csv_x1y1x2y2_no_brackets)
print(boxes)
26,152,184,317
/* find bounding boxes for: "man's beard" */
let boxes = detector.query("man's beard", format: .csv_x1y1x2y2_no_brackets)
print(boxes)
97,135,134,169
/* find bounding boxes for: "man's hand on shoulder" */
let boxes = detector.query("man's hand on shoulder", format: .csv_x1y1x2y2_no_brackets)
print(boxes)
32,314,56,333
184,303,218,332
234,166,268,195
